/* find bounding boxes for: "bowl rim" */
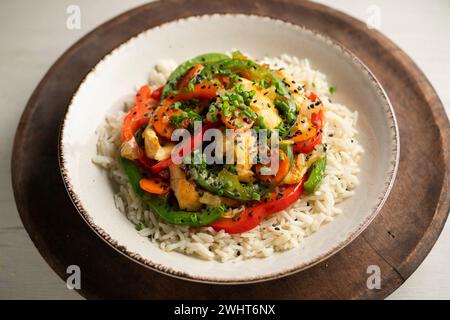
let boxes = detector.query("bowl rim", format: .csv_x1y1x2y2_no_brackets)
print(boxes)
58,13,400,284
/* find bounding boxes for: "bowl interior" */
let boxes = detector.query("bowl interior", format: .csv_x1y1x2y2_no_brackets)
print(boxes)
60,14,398,283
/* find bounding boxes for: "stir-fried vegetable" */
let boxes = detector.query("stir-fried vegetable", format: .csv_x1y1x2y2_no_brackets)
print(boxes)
121,158,225,226
304,156,327,193
162,53,229,98
210,180,305,234
120,52,327,233
255,145,293,185
122,85,158,143
139,178,170,195
154,82,220,139
188,165,264,201
197,57,298,137
150,122,216,173
292,110,324,154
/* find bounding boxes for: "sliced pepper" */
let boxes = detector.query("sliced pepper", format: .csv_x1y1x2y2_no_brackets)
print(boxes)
162,53,229,98
255,144,293,185
144,197,225,226
292,131,323,154
139,178,170,195
153,82,220,139
120,157,224,226
210,180,305,234
122,84,157,142
292,110,325,154
151,86,163,102
303,155,327,193
188,165,264,201
177,64,204,90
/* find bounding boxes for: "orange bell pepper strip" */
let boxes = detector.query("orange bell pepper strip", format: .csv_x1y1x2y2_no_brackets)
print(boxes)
255,149,290,185
153,82,221,139
139,178,170,195
292,110,324,154
177,64,204,90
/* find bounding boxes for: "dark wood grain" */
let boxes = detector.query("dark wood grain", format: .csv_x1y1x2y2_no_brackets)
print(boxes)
11,0,450,299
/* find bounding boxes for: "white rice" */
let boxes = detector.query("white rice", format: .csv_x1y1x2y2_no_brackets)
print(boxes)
92,54,363,262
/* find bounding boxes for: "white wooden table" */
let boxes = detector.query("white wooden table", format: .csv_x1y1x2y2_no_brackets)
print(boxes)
1,0,449,299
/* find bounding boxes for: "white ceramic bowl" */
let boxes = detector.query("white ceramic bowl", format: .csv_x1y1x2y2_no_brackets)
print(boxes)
59,14,399,283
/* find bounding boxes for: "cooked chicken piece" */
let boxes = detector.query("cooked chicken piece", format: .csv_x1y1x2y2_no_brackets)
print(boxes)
199,192,240,208
143,126,174,161
219,129,255,182
235,130,257,183
277,70,324,119
120,137,140,160
154,144,174,161
169,164,201,211
239,78,282,129
222,128,235,164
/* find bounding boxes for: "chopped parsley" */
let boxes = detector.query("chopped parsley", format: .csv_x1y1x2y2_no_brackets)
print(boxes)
169,110,202,127
135,223,144,231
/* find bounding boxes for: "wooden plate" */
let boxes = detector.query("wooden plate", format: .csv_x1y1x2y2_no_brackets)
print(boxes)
12,0,450,299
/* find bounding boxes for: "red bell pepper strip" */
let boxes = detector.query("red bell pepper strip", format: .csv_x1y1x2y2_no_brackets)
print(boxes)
308,91,318,102
150,157,173,174
210,179,305,234
293,132,323,154
151,86,163,102
263,182,305,216
135,151,157,172
135,85,152,109
122,85,158,142
121,112,148,143
311,109,324,128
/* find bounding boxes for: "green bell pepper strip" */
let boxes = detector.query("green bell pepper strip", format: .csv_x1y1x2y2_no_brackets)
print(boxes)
187,165,265,201
188,144,292,200
120,157,224,226
141,195,226,225
303,155,327,193
121,157,145,197
162,53,229,98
